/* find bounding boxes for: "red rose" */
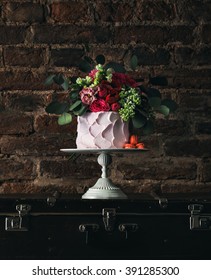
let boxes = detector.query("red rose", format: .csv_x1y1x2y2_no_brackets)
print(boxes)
98,82,110,98
105,93,120,104
112,73,137,87
111,102,121,112
89,99,110,112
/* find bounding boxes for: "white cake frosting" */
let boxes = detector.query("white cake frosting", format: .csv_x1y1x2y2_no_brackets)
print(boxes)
76,112,129,149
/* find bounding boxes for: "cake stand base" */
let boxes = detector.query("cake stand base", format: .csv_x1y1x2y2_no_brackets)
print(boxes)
60,148,148,200
82,178,127,199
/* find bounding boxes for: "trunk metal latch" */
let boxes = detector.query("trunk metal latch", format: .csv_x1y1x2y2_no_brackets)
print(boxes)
188,204,211,230
102,208,116,231
5,204,31,231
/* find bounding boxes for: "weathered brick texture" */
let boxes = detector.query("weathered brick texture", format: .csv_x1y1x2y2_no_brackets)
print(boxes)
4,47,46,67
0,0,210,194
3,2,45,23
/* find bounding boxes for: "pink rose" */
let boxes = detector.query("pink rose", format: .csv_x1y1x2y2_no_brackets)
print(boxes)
89,99,110,112
80,88,96,105
111,102,121,111
88,69,98,80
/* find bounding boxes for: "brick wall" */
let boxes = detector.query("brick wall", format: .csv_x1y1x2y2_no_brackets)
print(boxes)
0,0,211,195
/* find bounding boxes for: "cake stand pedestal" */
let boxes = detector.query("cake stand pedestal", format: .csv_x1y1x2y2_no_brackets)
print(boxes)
60,149,148,200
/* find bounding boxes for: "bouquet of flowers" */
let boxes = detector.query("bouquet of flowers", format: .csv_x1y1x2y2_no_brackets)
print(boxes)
45,55,177,135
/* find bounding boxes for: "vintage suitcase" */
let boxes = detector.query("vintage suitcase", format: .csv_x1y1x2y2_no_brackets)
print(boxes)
0,192,211,260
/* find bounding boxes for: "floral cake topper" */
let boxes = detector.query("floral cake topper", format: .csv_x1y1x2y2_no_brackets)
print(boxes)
45,54,177,134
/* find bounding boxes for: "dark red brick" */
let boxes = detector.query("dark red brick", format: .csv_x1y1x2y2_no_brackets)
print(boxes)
51,2,91,23
3,2,44,23
0,134,76,156
119,159,197,180
202,160,211,182
179,93,210,111
34,114,77,134
134,46,170,65
0,48,3,66
0,26,26,44
196,122,211,134
137,0,176,21
40,159,99,179
2,91,52,112
0,159,35,180
175,46,211,66
33,25,111,44
4,47,45,67
95,2,134,22
162,69,211,89
202,24,211,44
161,182,211,193
164,137,211,157
0,70,50,90
0,181,81,194
114,25,193,45
0,111,33,135
0,182,35,194
51,48,84,67
155,119,186,136
177,1,211,22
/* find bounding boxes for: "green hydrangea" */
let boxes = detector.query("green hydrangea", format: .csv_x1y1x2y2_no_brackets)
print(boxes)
119,87,141,121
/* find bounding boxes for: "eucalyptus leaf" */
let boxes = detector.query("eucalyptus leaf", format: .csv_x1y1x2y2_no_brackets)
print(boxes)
146,88,161,98
44,74,55,86
161,99,178,112
79,59,92,73
157,105,170,116
149,97,161,108
45,101,69,115
53,73,65,85
132,113,147,128
58,113,72,125
143,120,154,135
130,55,138,71
61,79,69,91
70,100,82,111
96,54,105,65
74,105,87,116
69,91,79,101
84,56,95,65
149,76,168,86
105,62,126,73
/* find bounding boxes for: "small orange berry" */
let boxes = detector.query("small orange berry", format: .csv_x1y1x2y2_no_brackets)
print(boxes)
136,142,145,149
129,135,138,145
124,143,136,149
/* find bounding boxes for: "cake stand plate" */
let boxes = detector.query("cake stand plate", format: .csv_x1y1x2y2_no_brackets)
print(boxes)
60,148,148,200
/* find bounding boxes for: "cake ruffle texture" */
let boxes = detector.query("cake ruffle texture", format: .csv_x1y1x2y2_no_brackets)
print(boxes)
76,112,129,148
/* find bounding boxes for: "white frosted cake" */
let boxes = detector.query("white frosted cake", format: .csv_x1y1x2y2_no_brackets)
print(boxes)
76,112,129,149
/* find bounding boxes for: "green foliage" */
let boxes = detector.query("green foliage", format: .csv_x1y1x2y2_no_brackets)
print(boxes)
143,120,154,135
132,112,147,128
130,55,138,71
105,62,126,73
96,54,105,65
79,59,92,73
45,101,69,115
157,105,170,116
149,97,161,108
161,99,178,112
58,113,72,125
